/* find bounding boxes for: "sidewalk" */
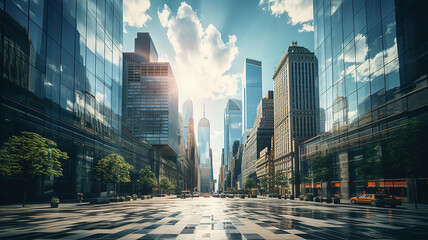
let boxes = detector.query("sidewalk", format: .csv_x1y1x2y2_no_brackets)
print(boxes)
284,198,428,211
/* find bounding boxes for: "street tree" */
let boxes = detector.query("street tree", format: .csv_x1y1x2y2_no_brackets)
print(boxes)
356,143,382,184
159,177,173,194
383,118,428,208
0,131,69,207
311,154,334,198
289,170,301,196
137,165,157,194
95,154,133,196
244,178,257,193
274,171,287,195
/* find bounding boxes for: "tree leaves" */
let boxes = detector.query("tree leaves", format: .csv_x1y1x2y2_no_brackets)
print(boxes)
311,154,334,182
138,165,157,194
95,154,133,184
0,131,68,179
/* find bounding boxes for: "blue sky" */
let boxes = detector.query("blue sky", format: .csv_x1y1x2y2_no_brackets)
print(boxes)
123,0,314,188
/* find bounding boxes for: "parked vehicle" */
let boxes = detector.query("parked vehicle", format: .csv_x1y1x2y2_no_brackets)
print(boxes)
213,193,220,198
203,193,211,198
220,193,226,198
350,194,401,207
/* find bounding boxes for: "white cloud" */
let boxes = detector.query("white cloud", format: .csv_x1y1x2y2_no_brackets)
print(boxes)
123,0,151,32
259,0,314,32
158,2,240,100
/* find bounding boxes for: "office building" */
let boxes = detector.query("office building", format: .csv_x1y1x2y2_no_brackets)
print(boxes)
230,140,241,189
0,0,155,203
242,58,263,138
198,110,212,192
123,33,179,157
256,143,275,193
241,91,274,185
182,99,193,149
273,42,317,196
186,117,199,191
224,99,242,170
301,0,428,201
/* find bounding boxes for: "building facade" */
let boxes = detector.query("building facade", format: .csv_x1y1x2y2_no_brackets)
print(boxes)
230,140,241,189
273,42,317,196
0,0,154,203
301,0,428,201
198,114,212,193
123,33,179,158
186,117,199,191
256,146,275,193
182,99,193,149
224,98,242,170
241,91,274,185
242,58,263,138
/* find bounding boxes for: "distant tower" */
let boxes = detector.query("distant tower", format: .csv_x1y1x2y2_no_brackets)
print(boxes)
182,99,193,148
242,58,262,141
224,99,242,170
198,104,211,193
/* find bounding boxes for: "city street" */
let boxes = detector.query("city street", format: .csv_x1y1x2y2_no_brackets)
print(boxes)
1,197,428,240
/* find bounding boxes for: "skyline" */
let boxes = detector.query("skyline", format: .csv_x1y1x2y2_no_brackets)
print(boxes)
123,0,315,189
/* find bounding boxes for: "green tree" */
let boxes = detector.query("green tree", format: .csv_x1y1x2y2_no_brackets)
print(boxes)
311,154,334,197
259,176,268,191
274,171,287,194
159,177,173,194
289,170,301,196
95,154,133,196
137,165,157,194
244,178,258,192
0,131,69,207
383,118,428,208
356,143,382,182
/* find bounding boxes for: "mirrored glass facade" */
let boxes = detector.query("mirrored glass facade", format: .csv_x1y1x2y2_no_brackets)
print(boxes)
0,0,130,203
224,98,242,170
182,99,193,149
242,58,262,134
198,117,211,192
301,0,428,200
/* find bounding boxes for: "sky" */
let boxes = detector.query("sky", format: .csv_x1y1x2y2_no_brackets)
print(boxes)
122,0,314,190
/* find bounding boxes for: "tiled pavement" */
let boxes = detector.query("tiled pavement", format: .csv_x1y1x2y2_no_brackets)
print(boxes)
1,197,428,239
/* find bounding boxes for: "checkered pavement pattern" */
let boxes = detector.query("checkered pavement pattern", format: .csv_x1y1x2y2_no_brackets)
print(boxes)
1,197,428,239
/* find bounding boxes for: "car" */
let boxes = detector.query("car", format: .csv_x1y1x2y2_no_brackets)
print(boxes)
192,192,200,197
203,193,211,198
350,194,400,207
220,193,226,198
212,193,220,198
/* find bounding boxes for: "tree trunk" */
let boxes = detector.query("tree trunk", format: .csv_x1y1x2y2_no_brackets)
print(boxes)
413,176,418,209
114,184,117,197
22,178,28,207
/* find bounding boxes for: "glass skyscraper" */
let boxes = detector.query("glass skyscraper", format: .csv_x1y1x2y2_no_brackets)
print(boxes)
123,33,179,157
198,115,211,192
242,58,262,137
182,99,193,149
301,0,428,201
0,0,143,203
224,98,242,170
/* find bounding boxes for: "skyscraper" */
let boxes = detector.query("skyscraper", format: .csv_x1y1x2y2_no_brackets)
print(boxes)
273,42,317,196
301,0,428,201
182,99,193,149
198,108,211,193
123,33,179,157
134,32,158,63
224,99,242,170
186,117,199,191
0,0,144,202
241,91,274,185
242,58,263,139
